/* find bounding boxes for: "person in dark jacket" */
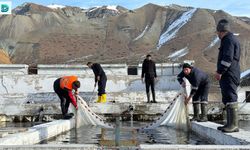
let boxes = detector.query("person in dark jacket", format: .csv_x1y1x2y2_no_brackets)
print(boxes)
215,19,241,133
177,63,210,122
54,76,80,119
141,54,157,103
87,62,107,103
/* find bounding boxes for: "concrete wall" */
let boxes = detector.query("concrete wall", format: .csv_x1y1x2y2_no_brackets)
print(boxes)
0,74,180,116
238,86,249,102
237,86,250,114
0,64,28,75
138,63,182,76
37,64,128,75
37,63,182,76
0,75,179,94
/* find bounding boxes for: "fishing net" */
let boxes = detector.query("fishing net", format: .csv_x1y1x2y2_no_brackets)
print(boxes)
74,95,114,128
137,93,189,131
74,93,189,131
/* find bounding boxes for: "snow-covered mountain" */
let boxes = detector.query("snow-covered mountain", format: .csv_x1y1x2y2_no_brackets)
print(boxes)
85,5,127,19
47,4,65,9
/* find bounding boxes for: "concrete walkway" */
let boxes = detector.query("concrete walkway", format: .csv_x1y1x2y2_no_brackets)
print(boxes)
192,121,250,145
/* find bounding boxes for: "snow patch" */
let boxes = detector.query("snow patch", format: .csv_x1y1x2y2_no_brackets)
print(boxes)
241,69,250,79
204,36,219,51
157,8,197,50
88,6,101,12
208,37,220,48
47,4,65,9
88,5,119,13
125,76,180,91
234,33,240,36
168,47,189,61
133,25,149,41
106,5,118,12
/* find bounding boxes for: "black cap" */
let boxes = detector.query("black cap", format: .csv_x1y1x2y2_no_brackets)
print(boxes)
216,19,230,32
146,54,151,57
73,81,81,88
87,62,92,65
182,63,192,69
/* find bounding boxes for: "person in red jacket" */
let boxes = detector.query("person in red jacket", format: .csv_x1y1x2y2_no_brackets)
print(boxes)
53,76,80,119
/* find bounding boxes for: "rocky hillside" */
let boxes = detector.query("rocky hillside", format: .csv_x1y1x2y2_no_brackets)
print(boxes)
0,49,11,64
0,3,250,74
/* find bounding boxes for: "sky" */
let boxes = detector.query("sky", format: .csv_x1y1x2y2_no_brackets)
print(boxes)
8,0,250,17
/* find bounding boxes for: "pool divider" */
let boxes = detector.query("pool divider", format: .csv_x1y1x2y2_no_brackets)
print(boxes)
0,119,75,145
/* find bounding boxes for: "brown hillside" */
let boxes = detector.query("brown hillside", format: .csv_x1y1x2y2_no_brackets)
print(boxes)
0,3,249,75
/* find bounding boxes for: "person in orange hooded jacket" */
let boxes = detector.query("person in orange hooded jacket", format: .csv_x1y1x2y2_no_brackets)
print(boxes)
53,76,80,119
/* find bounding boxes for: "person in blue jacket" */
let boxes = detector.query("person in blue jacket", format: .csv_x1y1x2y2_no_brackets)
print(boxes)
177,63,210,122
215,19,241,133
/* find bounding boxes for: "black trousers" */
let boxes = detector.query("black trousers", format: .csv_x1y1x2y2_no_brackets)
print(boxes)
220,76,238,105
145,77,155,95
98,75,107,96
192,82,210,104
54,78,71,116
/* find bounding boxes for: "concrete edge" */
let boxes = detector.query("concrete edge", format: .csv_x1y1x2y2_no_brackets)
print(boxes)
0,119,75,145
140,144,250,149
0,144,250,150
191,121,250,145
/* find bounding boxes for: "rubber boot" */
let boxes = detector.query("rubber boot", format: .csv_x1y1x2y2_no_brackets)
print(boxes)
146,93,150,103
100,94,107,103
198,103,208,122
63,113,74,119
152,91,157,103
217,106,228,130
222,103,239,133
191,103,200,121
97,96,101,103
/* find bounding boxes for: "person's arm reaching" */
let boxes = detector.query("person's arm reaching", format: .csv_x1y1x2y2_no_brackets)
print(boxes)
68,91,78,109
185,74,201,105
